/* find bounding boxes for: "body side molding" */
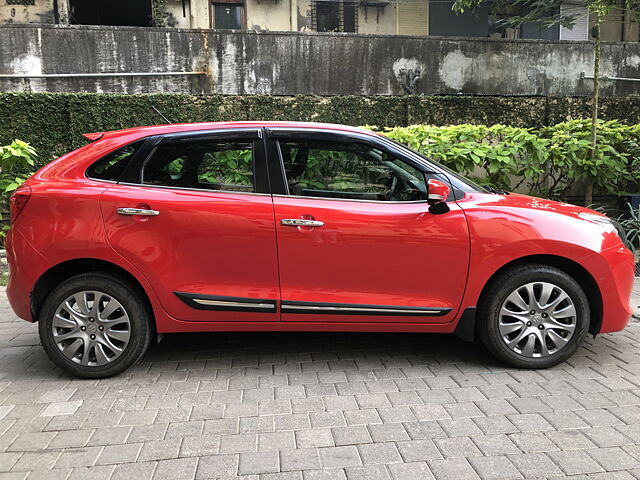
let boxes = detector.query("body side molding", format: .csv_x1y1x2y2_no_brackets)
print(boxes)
281,300,450,316
174,292,277,313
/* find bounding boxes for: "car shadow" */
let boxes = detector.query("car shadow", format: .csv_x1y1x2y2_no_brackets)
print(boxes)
140,330,502,371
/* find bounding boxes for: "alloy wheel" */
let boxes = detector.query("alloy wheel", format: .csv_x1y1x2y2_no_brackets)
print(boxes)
52,290,131,367
498,281,577,358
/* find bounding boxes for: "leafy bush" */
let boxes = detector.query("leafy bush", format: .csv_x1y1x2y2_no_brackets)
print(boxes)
376,124,547,191
536,120,640,199
370,120,640,200
0,140,37,239
0,140,36,195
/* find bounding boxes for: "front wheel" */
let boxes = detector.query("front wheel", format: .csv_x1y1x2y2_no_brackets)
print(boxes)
478,264,590,369
38,272,152,378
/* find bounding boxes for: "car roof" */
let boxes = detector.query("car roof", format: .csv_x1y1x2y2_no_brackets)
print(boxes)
89,121,382,141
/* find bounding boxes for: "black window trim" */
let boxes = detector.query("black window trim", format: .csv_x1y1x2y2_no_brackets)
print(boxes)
116,128,271,195
266,128,437,204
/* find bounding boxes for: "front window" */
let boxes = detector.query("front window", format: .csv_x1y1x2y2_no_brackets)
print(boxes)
278,139,426,202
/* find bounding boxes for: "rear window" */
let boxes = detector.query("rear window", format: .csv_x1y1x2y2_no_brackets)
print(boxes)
87,141,144,182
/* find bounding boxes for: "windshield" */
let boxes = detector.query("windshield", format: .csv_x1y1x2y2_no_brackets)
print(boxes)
379,136,489,194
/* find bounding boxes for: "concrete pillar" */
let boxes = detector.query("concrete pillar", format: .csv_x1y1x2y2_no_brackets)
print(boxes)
56,0,70,24
190,0,210,28
290,0,297,31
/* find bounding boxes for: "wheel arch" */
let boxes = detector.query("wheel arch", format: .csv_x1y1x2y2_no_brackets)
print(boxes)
31,258,156,327
477,254,603,336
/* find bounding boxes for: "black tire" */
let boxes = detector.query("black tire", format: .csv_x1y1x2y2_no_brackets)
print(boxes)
477,264,590,369
38,272,153,378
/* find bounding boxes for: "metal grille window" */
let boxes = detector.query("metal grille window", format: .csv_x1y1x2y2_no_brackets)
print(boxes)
213,3,245,29
311,0,358,32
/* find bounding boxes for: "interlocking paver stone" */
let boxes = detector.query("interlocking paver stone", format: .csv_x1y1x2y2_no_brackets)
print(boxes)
0,282,639,479
388,461,435,480
467,455,522,480
428,457,480,480
280,448,321,471
357,442,402,465
508,452,563,477
153,457,198,480
319,446,362,468
547,450,606,475
195,453,238,478
344,464,390,480
238,451,279,474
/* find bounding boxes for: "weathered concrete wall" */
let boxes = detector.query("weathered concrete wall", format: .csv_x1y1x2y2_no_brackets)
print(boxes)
1,24,640,96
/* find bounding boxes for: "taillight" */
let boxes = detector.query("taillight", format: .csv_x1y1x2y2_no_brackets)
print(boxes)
9,185,31,224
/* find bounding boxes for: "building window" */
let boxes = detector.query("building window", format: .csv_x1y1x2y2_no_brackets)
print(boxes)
69,0,153,27
312,0,357,32
559,2,589,40
213,2,244,29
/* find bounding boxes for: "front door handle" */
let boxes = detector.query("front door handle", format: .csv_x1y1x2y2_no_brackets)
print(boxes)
281,218,324,227
116,207,160,216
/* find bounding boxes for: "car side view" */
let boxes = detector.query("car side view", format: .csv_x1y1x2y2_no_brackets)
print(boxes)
6,122,636,378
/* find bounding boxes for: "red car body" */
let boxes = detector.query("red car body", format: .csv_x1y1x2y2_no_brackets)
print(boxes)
5,122,636,341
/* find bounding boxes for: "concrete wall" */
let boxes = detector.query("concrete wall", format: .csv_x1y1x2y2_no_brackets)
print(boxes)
1,24,639,96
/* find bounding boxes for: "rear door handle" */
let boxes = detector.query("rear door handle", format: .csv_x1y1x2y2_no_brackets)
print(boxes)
281,218,324,227
116,207,160,216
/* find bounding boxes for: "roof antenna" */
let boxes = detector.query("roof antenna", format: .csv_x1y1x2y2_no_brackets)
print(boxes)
152,106,174,124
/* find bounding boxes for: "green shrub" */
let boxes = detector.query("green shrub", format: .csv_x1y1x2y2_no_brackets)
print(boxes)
0,139,38,238
375,124,547,191
371,120,640,201
536,120,640,199
0,139,37,194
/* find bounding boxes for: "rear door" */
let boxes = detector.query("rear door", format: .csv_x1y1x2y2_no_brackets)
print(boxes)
266,129,470,324
98,129,281,323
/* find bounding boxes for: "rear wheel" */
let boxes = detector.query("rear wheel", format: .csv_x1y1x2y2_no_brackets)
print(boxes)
478,264,590,369
38,273,152,378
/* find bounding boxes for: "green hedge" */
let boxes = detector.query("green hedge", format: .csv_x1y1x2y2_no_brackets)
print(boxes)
2,92,640,166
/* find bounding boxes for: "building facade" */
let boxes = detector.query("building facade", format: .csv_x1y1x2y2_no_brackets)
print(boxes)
0,0,637,41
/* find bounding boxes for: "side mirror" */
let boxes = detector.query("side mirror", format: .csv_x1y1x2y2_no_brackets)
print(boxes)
427,179,450,205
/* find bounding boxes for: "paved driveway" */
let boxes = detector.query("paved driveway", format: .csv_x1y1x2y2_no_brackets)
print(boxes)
1,284,640,480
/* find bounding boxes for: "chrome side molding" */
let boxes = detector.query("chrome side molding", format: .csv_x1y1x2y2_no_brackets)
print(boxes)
175,292,450,317
174,292,277,313
281,301,450,317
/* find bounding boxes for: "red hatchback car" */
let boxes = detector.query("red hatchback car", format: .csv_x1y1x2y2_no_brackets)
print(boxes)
6,122,636,378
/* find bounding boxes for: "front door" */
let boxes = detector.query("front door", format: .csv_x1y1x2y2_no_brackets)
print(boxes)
268,131,470,323
100,129,281,323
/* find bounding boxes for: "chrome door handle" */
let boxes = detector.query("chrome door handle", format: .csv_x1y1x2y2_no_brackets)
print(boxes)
281,218,324,227
116,207,160,216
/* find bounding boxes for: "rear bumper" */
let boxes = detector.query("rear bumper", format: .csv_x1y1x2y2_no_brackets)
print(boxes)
6,228,48,322
584,243,636,334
